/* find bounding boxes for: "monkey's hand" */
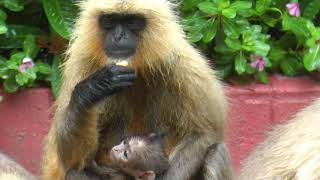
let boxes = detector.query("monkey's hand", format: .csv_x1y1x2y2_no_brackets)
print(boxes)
71,64,135,108
138,171,156,180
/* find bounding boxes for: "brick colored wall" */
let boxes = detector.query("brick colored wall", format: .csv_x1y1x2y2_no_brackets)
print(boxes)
0,75,320,175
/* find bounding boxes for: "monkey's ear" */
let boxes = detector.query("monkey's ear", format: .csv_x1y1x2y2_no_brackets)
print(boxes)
148,132,165,141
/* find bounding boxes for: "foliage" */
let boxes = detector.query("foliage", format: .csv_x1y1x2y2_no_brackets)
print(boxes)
0,0,76,96
0,0,320,97
181,0,320,83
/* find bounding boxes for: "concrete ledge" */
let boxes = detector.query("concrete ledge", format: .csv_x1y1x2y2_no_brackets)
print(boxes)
1,75,320,174
0,88,52,174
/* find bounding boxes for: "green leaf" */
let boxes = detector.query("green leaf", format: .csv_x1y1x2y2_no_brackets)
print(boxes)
4,76,19,93
35,62,51,75
238,8,256,17
235,53,247,74
184,13,206,42
7,52,25,70
245,63,255,74
215,42,237,54
1,0,24,12
190,32,203,42
222,17,240,39
51,55,63,98
280,58,303,76
261,15,278,27
198,2,219,15
282,15,310,41
253,41,271,56
15,68,37,86
216,64,232,79
225,37,242,50
16,73,29,86
303,44,320,71
0,25,43,48
222,1,252,18
216,0,230,10
0,55,5,64
10,52,25,63
0,20,7,34
23,35,39,58
280,60,294,76
257,71,269,84
303,0,320,20
230,1,252,10
256,0,273,15
241,25,270,56
0,9,7,21
181,0,203,13
269,46,287,63
42,0,79,39
222,7,237,19
202,18,217,43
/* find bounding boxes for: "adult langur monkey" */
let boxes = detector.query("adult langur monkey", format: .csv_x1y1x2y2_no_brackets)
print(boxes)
239,99,320,180
41,0,232,179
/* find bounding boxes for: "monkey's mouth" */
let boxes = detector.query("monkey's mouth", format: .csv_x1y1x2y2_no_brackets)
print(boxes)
106,48,136,59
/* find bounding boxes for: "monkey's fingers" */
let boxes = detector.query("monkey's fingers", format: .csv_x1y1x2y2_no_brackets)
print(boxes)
116,74,136,81
112,81,134,89
108,64,134,74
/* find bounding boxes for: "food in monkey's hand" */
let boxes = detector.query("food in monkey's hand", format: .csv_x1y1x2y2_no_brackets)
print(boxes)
116,61,129,67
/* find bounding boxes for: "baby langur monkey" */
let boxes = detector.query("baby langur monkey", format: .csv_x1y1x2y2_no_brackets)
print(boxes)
91,133,169,180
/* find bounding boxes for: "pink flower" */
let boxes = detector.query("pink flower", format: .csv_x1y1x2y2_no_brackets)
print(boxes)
19,57,34,72
286,2,300,17
250,55,266,71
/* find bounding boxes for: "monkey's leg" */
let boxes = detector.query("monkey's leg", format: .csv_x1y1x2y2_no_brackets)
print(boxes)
159,133,214,180
55,64,135,178
66,169,102,180
202,143,233,180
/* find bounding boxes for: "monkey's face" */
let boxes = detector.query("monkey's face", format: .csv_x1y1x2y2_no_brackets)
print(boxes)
110,138,145,165
99,13,146,63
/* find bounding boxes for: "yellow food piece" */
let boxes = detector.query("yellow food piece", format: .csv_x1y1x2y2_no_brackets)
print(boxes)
116,61,129,66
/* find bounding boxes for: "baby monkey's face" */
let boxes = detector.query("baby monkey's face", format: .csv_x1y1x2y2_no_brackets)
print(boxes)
110,137,145,165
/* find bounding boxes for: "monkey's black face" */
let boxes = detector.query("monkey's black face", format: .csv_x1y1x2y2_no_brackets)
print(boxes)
99,13,146,59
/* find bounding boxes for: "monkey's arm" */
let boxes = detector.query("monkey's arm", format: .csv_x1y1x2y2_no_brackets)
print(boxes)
160,55,229,180
160,133,215,180
87,161,127,179
54,64,135,177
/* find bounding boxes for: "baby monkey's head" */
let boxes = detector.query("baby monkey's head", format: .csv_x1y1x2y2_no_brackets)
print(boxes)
110,133,168,177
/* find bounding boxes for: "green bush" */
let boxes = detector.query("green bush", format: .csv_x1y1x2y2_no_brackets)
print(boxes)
0,0,319,98
0,0,78,97
181,0,320,83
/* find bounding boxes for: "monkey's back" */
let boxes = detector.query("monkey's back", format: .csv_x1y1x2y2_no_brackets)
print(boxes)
239,99,320,180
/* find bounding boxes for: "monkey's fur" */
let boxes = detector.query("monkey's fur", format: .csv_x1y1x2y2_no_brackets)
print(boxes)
41,0,232,179
0,152,37,180
239,99,320,180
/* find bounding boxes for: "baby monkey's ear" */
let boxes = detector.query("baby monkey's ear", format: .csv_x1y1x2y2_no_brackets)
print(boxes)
148,132,165,141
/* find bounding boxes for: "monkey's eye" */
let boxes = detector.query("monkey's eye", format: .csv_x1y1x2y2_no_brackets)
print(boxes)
123,151,128,159
123,140,127,145
103,22,113,30
127,19,146,33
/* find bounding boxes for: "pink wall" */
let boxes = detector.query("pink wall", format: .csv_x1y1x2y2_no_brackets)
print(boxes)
0,75,320,175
